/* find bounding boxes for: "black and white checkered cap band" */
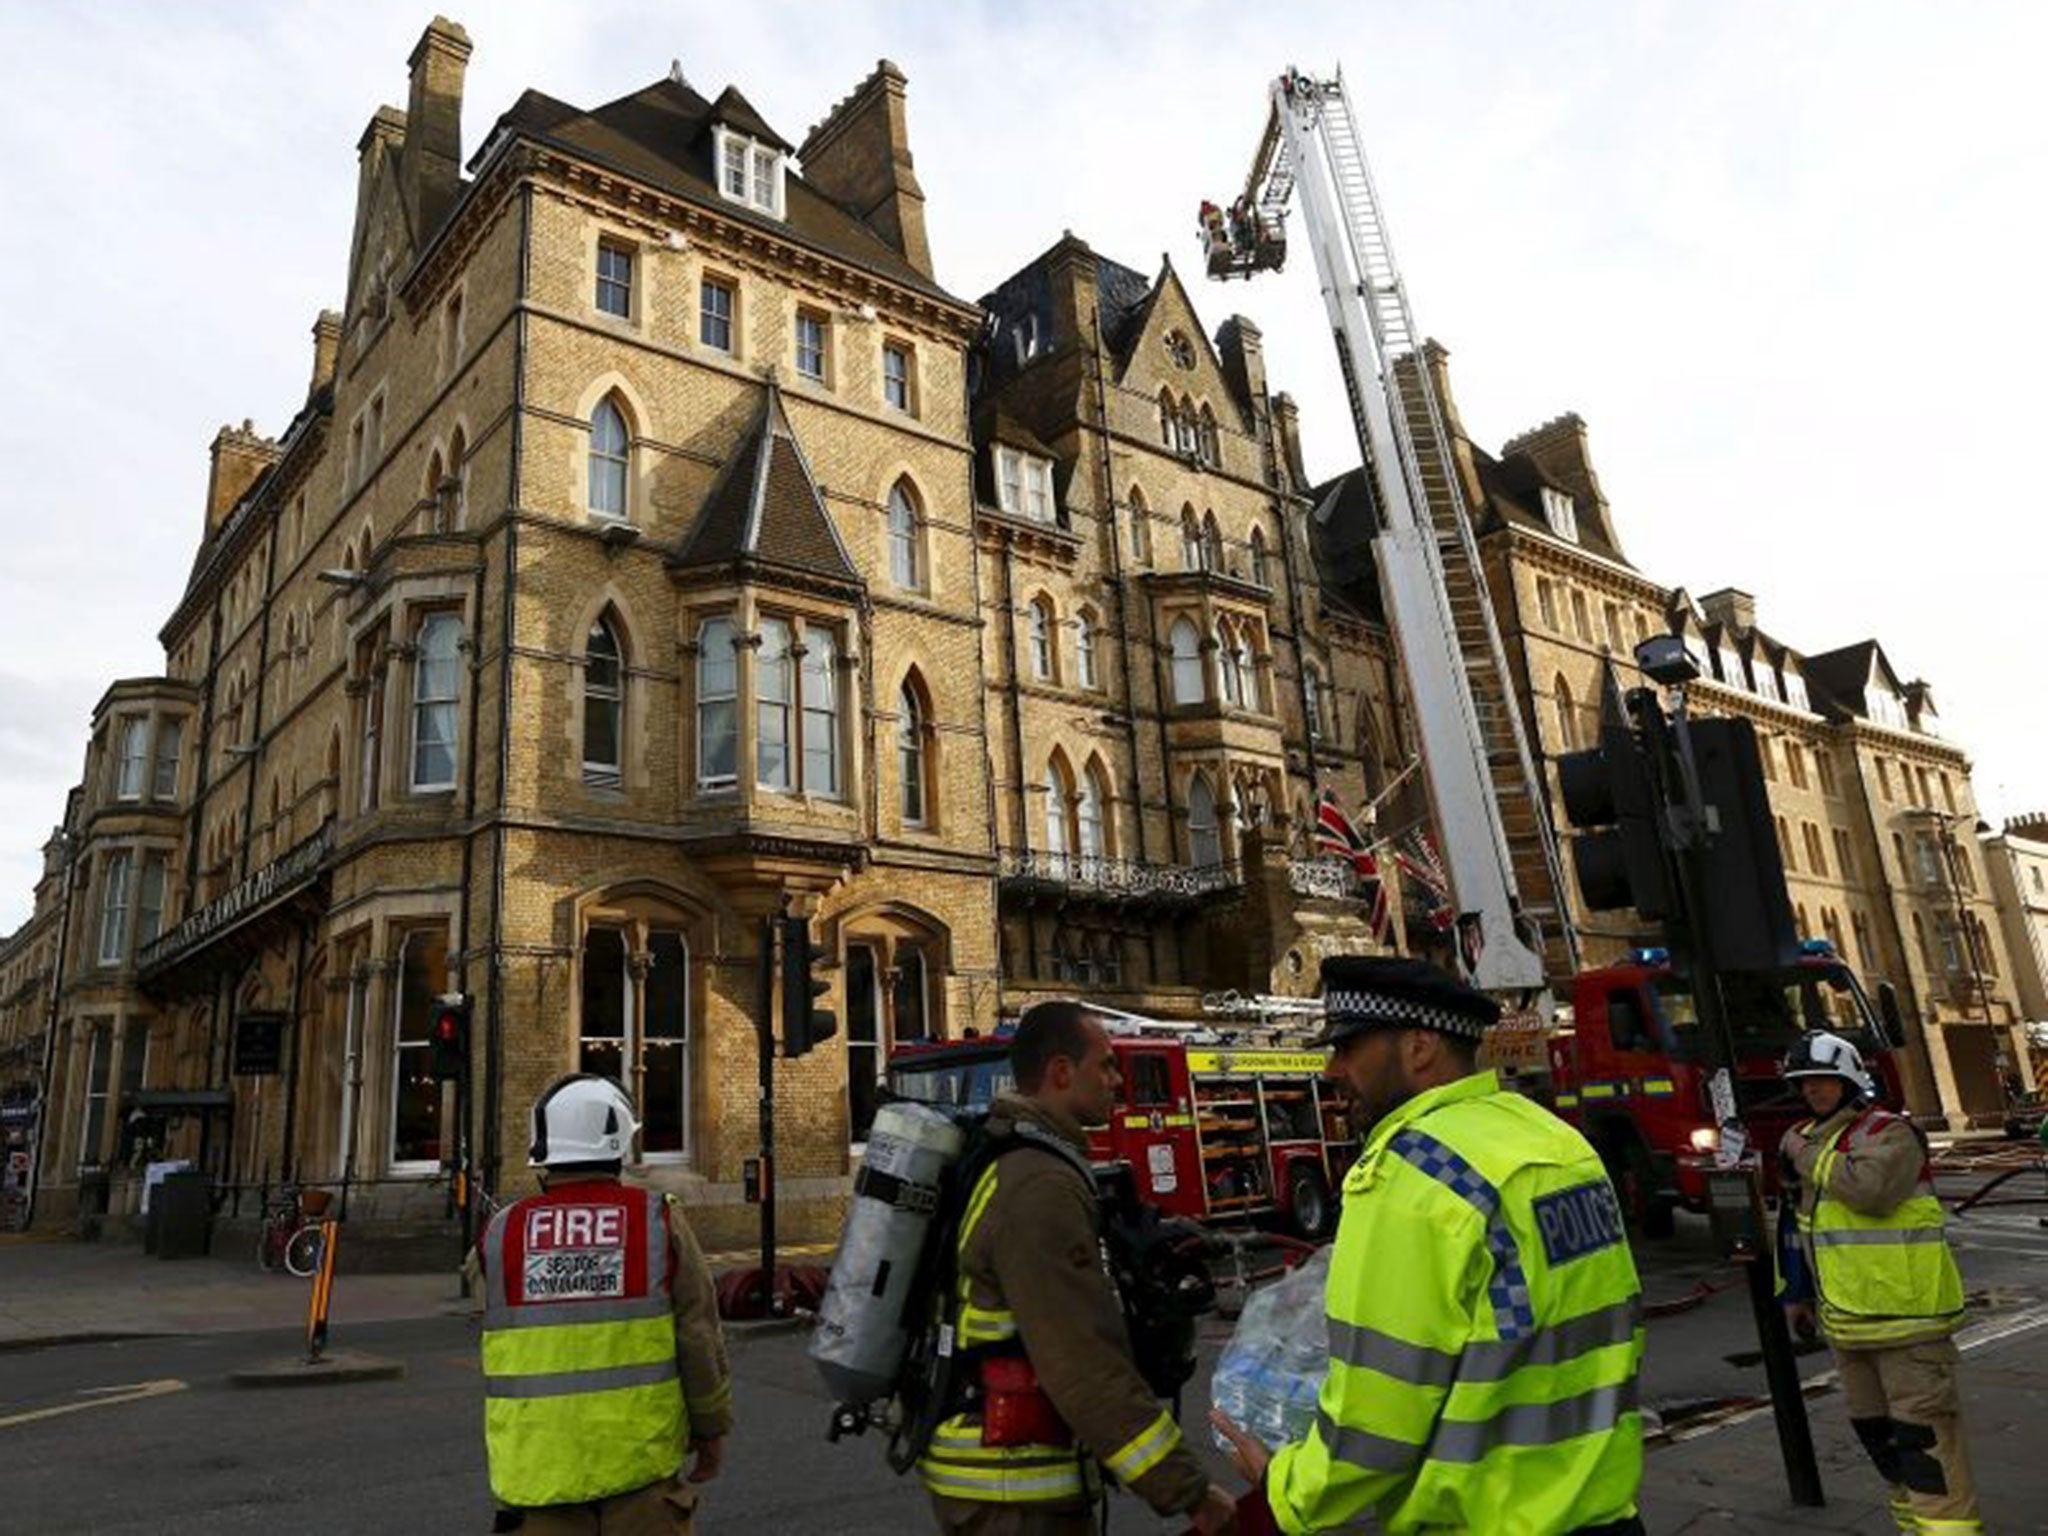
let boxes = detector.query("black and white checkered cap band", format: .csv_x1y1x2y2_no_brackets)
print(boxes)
1324,989,1489,1040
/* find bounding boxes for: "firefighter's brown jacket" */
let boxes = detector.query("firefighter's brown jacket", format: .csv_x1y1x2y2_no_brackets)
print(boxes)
953,1092,1210,1516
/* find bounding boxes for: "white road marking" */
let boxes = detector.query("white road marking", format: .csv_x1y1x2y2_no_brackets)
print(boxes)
0,1378,187,1430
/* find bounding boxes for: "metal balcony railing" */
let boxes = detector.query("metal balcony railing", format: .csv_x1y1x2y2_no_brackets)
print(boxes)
997,848,1237,901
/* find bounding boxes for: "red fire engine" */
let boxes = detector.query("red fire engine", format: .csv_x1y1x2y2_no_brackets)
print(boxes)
1531,939,1906,1236
887,1016,1354,1241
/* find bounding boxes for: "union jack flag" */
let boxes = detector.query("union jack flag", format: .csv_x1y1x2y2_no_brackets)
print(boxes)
1315,790,1392,945
1396,829,1456,934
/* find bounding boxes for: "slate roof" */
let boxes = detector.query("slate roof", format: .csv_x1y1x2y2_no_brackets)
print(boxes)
480,76,959,304
1307,469,1389,625
1802,641,1883,721
672,382,862,592
975,243,1160,391
1471,447,1631,567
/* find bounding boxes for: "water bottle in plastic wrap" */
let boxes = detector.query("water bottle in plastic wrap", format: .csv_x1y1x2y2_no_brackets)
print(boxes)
1210,1246,1331,1449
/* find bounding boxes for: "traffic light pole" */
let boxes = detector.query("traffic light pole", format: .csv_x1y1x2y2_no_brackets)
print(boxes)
756,914,781,1318
1636,684,1824,1508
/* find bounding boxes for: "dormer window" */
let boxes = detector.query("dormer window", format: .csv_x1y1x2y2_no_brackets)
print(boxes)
996,446,1055,524
714,125,783,216
1540,486,1578,542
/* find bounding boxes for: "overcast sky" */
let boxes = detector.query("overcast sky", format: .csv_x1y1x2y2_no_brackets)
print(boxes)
1,1,2043,932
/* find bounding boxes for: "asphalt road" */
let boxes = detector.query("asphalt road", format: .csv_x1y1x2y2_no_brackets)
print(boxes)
4,1166,2043,1535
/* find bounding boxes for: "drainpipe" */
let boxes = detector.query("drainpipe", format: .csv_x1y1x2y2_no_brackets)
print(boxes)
1085,314,1150,864
483,184,533,1193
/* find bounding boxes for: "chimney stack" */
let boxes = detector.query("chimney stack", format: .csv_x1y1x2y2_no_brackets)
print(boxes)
205,421,281,537
310,310,343,399
1272,393,1308,491
799,60,933,278
1217,316,1267,410
402,16,472,239
1043,233,1098,358
1501,412,1610,523
1699,587,1757,634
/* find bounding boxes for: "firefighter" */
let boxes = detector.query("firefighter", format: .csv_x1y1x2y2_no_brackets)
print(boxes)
917,999,1238,1535
475,1075,732,1533
1778,1031,1978,1533
1212,956,1645,1535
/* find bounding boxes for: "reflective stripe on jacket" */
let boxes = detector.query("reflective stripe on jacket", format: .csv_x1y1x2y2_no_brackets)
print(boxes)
916,1095,1209,1516
1791,1108,1965,1348
481,1183,687,1508
1268,1072,1645,1536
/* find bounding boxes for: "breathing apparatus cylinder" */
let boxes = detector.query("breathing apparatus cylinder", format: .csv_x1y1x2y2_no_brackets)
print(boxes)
809,1100,967,1406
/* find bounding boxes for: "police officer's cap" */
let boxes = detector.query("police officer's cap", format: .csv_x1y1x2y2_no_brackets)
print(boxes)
1311,955,1499,1048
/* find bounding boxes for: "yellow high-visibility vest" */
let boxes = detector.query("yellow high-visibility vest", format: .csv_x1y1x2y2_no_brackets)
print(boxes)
1796,1112,1964,1348
480,1184,687,1508
1268,1072,1644,1535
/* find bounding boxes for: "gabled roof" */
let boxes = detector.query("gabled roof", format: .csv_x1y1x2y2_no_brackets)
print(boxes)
1471,446,1631,567
481,76,956,303
1803,640,1891,721
673,382,861,592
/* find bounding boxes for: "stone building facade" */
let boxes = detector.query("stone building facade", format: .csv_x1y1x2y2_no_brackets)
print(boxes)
12,19,1394,1244
1315,357,2034,1127
1983,814,2048,1083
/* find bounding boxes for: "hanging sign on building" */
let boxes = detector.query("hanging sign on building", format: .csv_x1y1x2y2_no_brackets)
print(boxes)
233,1012,287,1076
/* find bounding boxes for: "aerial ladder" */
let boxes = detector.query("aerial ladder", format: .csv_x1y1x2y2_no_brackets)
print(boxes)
1203,68,1576,994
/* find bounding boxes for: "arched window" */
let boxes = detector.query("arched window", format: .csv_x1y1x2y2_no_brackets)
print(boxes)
584,616,624,785
696,617,737,788
1218,622,1242,707
1169,618,1204,704
1027,597,1054,682
1199,404,1219,465
1304,666,1325,740
1044,758,1073,868
1158,391,1177,449
1176,394,1199,456
1553,675,1577,751
1188,774,1221,867
1127,486,1150,565
1180,508,1202,570
423,449,446,534
1077,763,1107,866
1248,527,1270,587
1075,608,1098,689
899,679,928,826
588,397,630,520
446,427,468,530
1235,626,1258,710
1202,512,1224,573
887,480,921,590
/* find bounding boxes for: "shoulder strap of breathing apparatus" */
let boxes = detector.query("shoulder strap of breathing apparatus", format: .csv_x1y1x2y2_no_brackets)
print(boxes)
885,1117,1094,1474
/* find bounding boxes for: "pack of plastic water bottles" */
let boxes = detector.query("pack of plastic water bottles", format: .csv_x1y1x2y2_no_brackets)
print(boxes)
1210,1246,1331,1449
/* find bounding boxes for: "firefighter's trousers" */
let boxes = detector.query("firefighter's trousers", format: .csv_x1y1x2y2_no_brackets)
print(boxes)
927,1492,1099,1536
500,1475,698,1535
1836,1338,1981,1533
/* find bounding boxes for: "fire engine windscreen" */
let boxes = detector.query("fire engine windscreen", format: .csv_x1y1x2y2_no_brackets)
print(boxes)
809,1100,967,1406
1654,967,1878,1060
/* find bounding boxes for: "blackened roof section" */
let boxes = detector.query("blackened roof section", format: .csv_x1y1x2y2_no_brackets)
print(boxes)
1307,469,1388,625
673,383,862,593
1471,446,1631,567
1094,256,1155,356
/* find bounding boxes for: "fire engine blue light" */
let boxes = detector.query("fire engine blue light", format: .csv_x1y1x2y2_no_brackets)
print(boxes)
1799,938,1835,957
1630,947,1670,966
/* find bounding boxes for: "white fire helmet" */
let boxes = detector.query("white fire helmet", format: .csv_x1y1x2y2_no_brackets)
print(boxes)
1781,1030,1875,1099
528,1074,639,1167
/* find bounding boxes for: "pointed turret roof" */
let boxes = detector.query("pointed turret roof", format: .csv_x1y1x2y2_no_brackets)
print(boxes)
673,382,862,594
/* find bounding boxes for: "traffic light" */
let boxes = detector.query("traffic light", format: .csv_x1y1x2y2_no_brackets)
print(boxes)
1556,664,1677,920
1685,715,1800,973
429,992,471,1081
778,914,837,1059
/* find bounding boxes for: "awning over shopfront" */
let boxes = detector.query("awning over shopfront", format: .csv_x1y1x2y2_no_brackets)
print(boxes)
137,824,332,998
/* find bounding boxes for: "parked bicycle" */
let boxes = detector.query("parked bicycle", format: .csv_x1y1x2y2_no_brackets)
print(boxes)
256,1185,333,1278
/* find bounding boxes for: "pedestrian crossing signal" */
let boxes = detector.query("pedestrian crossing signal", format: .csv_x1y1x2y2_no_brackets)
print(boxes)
429,992,471,1080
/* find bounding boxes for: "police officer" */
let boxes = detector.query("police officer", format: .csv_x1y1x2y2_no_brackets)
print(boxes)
917,999,1238,1534
1212,956,1645,1535
1779,1031,1979,1534
476,1075,733,1533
